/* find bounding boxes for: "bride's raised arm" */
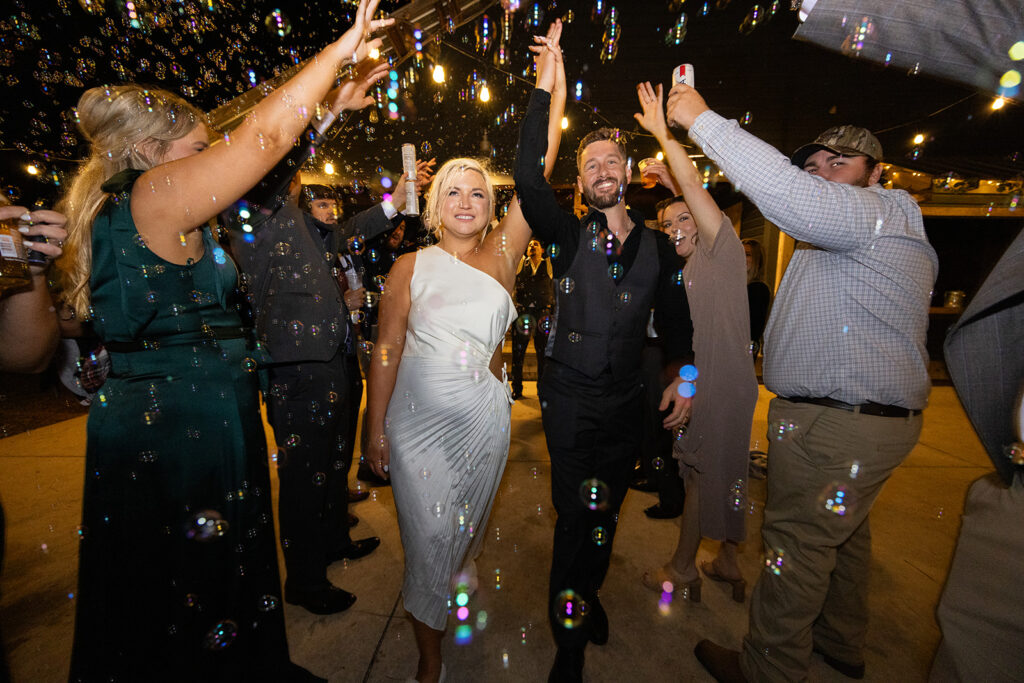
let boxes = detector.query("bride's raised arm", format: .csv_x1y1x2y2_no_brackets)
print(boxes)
487,19,565,273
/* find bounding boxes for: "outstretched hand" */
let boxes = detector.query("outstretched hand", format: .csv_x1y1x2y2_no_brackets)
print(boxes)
392,158,436,212
529,19,563,93
634,81,670,139
326,60,390,114
336,0,394,65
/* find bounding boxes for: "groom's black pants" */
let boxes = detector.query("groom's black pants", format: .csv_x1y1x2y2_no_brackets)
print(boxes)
539,359,643,649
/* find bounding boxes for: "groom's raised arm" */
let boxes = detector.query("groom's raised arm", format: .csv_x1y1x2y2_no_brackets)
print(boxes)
514,88,579,250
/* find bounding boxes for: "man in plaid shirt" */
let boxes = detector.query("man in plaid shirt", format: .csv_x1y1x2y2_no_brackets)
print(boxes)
664,84,938,682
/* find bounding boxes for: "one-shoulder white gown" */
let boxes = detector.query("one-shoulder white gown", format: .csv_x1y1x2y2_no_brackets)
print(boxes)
386,246,517,630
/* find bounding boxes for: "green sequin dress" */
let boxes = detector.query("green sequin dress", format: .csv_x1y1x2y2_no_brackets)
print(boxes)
69,171,311,682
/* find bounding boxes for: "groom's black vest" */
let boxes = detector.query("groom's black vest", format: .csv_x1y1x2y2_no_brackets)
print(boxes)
545,223,659,381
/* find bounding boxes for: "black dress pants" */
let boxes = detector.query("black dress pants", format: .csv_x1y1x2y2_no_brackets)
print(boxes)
640,344,684,511
511,306,548,393
266,351,353,590
539,360,642,649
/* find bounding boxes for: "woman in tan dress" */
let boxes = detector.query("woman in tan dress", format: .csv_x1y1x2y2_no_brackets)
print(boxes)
634,81,759,602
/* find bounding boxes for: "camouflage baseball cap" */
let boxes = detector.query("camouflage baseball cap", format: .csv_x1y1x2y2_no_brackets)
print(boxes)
790,125,883,168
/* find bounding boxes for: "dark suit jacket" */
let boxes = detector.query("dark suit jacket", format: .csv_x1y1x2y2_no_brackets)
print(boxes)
225,126,396,364
943,227,1024,484
796,0,1022,96
230,203,394,364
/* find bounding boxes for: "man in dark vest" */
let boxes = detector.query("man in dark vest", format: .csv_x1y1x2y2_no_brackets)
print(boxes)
511,238,554,399
227,97,431,615
514,83,694,682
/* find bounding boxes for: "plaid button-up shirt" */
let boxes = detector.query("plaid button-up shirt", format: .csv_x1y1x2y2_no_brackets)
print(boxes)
690,111,938,409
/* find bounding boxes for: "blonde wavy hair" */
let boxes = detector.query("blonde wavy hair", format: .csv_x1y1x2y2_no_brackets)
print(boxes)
421,157,495,241
56,85,205,319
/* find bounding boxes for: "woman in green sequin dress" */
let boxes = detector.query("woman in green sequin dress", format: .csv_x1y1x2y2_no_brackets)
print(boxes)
57,3,392,680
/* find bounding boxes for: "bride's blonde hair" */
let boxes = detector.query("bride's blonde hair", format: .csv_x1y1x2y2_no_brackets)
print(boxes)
421,157,495,240
57,85,205,319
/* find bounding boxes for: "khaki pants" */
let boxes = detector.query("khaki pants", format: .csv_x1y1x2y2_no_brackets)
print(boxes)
930,472,1024,683
742,398,922,682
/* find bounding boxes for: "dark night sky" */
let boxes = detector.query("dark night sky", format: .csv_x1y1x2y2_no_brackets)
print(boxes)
1,0,1021,207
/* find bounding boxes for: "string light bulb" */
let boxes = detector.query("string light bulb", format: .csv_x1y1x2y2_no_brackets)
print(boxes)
656,151,664,161
432,64,445,83
991,96,1006,110
479,84,490,102
912,133,925,145
560,116,568,130
324,162,335,175
26,164,38,175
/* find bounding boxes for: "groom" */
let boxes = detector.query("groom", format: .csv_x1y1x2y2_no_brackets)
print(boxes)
514,43,694,683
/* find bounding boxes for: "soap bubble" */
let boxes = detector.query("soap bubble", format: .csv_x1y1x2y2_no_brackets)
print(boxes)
288,320,304,336
679,364,698,381
186,510,228,542
515,313,535,336
265,9,292,38
347,235,365,255
607,263,624,281
591,526,608,546
819,481,853,517
203,620,238,650
728,479,746,511
538,315,553,335
769,418,799,441
618,291,631,305
764,548,785,576
548,243,561,258
558,277,575,294
257,594,279,612
553,589,588,629
568,331,582,343
579,478,610,511
421,141,433,155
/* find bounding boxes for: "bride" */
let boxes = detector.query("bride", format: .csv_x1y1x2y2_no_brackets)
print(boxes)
364,21,566,683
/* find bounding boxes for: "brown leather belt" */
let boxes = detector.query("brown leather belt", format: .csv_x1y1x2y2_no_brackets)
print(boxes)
784,396,921,418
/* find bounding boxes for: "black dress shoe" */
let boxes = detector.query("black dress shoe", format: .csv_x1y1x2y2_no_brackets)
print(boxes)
329,536,380,563
629,477,658,493
347,513,359,528
813,646,865,679
284,584,356,615
694,640,747,683
511,390,524,400
644,503,683,519
587,597,608,646
348,488,370,503
548,647,584,683
357,463,391,487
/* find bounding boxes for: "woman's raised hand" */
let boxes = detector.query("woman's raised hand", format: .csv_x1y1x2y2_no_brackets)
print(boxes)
634,81,670,139
326,60,390,115
529,19,563,93
336,0,394,65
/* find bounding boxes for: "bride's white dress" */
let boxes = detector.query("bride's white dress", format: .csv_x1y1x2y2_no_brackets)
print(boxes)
387,245,517,630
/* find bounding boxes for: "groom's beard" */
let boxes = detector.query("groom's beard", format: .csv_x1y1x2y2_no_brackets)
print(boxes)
582,175,625,210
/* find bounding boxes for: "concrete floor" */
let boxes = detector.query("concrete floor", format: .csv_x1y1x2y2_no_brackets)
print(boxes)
0,383,988,682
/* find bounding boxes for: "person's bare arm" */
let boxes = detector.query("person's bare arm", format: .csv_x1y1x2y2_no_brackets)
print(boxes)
365,252,414,479
132,0,393,257
635,81,722,246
